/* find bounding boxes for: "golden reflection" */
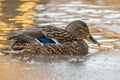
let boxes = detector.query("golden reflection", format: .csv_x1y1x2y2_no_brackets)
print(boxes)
9,11,36,21
0,21,18,42
0,0,41,48
16,2,36,12
9,11,35,27
0,52,4,56
0,21,7,26
9,1,38,28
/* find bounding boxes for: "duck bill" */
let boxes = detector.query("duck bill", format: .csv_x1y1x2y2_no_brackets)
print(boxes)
87,35,100,46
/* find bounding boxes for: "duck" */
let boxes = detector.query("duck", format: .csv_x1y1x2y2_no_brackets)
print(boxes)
1,20,100,56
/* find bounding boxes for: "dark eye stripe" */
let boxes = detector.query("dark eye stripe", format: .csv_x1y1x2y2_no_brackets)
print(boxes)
76,26,88,32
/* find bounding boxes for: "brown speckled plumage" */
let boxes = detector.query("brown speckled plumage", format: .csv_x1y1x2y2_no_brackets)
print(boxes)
1,20,100,56
22,26,77,43
11,40,88,56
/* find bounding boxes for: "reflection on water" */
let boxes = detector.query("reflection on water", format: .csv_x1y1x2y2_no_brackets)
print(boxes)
0,0,50,48
0,0,120,80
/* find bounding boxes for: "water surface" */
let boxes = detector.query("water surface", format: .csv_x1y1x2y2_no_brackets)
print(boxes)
0,0,120,80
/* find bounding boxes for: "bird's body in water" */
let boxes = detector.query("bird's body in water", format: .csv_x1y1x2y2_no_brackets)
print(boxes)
1,20,100,56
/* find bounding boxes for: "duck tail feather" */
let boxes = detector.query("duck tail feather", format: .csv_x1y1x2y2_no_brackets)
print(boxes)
7,34,25,40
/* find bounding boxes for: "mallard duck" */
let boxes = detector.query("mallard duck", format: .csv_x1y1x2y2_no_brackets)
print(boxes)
1,20,100,56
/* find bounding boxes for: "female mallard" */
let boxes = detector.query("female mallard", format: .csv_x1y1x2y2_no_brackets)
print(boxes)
1,20,100,56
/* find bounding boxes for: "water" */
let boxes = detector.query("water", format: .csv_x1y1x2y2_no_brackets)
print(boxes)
0,0,120,80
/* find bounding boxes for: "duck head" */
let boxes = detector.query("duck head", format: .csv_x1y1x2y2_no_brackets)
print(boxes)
66,20,100,46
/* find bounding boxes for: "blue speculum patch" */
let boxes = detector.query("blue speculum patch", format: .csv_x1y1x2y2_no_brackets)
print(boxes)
36,37,55,44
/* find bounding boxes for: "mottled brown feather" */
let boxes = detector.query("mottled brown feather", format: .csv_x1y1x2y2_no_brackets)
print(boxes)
1,20,100,56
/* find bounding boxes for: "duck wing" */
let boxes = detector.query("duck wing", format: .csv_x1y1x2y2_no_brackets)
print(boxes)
9,26,77,43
